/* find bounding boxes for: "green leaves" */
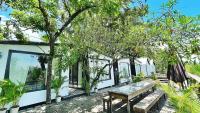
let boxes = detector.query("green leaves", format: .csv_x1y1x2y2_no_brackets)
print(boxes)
0,80,25,106
161,84,200,113
165,17,174,27
52,76,65,96
162,0,177,8
11,10,45,31
0,33,3,40
149,0,200,71
185,64,200,77
132,72,145,83
178,15,192,25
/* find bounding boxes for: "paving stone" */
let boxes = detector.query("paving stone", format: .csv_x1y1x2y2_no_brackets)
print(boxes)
20,87,175,113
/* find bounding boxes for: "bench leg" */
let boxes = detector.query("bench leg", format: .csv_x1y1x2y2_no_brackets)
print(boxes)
109,95,112,113
103,100,105,111
152,86,156,92
157,103,159,109
107,101,110,113
164,94,167,100
127,101,131,113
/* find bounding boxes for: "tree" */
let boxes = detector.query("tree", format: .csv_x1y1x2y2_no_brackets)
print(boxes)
4,0,134,103
149,0,200,88
57,0,152,90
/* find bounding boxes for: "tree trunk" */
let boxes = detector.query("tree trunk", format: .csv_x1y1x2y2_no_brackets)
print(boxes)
167,62,188,89
113,60,119,85
81,54,90,91
90,63,110,89
130,57,136,77
46,40,55,104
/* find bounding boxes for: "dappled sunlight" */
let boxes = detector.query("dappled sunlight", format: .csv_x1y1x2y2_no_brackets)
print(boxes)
19,85,177,113
114,103,127,112
90,105,103,113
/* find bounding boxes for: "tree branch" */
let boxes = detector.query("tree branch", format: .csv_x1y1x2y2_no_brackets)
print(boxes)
54,5,96,40
0,0,2,6
90,63,111,89
38,0,51,36
62,0,71,17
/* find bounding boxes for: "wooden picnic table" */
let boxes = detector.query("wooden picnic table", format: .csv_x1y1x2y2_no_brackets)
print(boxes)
108,79,155,113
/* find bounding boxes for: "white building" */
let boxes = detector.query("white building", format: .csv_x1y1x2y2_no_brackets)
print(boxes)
0,40,156,107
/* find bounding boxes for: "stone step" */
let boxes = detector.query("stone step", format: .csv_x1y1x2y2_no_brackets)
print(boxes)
159,105,175,113
157,76,167,79
157,77,168,83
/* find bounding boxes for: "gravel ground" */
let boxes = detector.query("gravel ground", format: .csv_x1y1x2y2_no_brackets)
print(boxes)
20,88,175,113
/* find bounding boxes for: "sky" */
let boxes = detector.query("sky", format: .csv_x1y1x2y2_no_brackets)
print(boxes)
0,0,199,41
0,0,200,19
147,0,200,17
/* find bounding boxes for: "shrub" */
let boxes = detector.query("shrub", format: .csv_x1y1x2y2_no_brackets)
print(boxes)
0,97,8,109
0,80,25,107
133,72,145,83
185,64,200,76
81,75,91,95
85,80,91,95
161,84,200,113
52,76,66,97
151,72,157,80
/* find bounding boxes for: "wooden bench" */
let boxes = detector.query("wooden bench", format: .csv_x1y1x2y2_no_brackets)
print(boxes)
133,90,165,113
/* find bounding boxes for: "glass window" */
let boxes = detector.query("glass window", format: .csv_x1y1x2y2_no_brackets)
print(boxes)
6,50,47,92
91,58,111,81
119,62,130,79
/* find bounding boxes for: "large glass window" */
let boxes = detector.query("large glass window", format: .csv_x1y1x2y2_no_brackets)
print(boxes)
90,58,111,81
5,50,48,92
119,62,130,79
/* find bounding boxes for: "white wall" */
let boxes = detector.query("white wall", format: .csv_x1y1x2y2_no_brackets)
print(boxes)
135,58,156,76
78,62,83,86
0,44,69,107
88,52,114,89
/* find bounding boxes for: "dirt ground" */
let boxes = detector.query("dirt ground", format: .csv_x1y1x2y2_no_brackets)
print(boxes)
20,88,175,113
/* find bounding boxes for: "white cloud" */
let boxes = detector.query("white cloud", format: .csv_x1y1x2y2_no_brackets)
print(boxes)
21,28,43,42
0,15,9,25
0,15,43,42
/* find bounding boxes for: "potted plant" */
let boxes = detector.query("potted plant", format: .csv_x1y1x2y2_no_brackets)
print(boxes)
0,81,9,113
0,97,7,113
52,76,65,103
0,80,25,113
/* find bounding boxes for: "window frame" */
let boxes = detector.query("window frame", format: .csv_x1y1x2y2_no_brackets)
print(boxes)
4,49,48,92
89,57,112,81
118,62,131,78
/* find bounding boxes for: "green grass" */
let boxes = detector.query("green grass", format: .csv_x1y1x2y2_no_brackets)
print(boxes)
185,64,200,77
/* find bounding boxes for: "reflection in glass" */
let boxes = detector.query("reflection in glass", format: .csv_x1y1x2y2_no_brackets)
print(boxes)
119,62,130,79
91,59,111,81
9,52,47,92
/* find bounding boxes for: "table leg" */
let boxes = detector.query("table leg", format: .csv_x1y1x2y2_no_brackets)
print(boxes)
109,94,112,113
127,100,130,113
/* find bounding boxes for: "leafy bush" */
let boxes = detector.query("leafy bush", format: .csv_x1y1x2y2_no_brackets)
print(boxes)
132,72,145,83
52,76,65,97
185,64,200,77
0,80,25,107
81,75,91,95
161,84,200,113
0,97,8,109
151,72,157,80
85,81,91,95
